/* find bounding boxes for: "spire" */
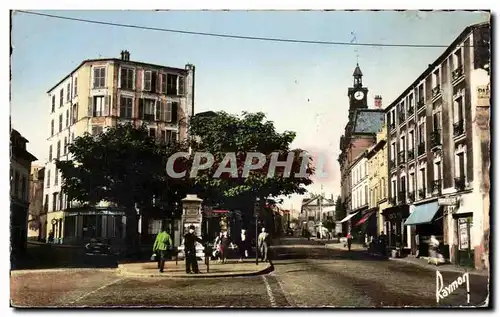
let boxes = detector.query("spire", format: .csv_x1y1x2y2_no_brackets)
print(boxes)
353,63,363,88
353,63,363,77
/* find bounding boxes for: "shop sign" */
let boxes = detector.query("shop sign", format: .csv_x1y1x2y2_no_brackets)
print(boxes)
438,197,459,206
458,218,470,250
477,85,490,107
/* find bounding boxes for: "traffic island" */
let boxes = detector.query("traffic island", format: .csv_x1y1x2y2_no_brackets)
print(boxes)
118,260,273,278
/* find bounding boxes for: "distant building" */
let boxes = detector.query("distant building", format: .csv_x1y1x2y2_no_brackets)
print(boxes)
27,165,46,241
43,50,195,245
301,194,336,237
10,128,37,254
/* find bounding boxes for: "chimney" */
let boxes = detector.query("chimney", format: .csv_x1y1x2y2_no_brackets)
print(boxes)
120,50,130,61
374,95,382,109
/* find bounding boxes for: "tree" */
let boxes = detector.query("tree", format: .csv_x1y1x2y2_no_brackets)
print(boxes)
56,123,190,252
188,111,314,224
334,195,346,222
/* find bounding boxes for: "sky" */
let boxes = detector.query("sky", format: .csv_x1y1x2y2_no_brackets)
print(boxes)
10,10,489,212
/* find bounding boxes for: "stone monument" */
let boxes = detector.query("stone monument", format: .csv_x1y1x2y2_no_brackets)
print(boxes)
180,194,204,258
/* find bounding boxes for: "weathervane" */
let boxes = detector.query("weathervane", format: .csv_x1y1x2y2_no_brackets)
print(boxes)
350,31,359,63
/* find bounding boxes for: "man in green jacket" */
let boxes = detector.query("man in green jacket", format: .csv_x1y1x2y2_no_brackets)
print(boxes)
153,223,173,273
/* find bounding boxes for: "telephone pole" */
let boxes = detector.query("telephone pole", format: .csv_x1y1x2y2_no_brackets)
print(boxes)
319,185,323,239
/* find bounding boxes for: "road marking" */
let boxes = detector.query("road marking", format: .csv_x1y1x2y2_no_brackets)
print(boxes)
271,272,296,307
69,278,123,305
261,275,277,307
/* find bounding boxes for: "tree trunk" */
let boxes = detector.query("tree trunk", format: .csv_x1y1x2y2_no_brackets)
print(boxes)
125,208,140,257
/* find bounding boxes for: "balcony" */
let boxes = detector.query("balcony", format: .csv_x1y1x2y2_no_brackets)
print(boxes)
417,99,425,110
398,151,406,164
417,142,426,156
454,176,466,191
408,191,415,202
452,66,464,84
389,159,396,170
453,120,465,137
432,85,441,99
407,149,415,161
418,188,426,199
430,130,441,148
398,112,406,123
398,191,407,204
389,196,396,205
390,122,396,131
408,105,415,116
432,179,442,196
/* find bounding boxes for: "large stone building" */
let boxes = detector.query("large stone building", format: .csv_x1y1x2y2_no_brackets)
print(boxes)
43,50,195,245
10,128,37,254
338,65,385,233
385,22,490,269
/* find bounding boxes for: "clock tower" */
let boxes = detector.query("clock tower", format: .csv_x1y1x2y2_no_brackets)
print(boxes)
347,63,368,121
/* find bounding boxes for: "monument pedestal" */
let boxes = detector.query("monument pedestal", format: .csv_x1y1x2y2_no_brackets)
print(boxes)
179,194,205,259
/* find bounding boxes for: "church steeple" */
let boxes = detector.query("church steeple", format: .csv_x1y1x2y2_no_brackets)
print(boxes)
353,63,363,88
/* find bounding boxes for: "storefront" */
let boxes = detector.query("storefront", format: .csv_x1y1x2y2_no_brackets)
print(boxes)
382,205,410,250
354,208,378,242
404,200,444,258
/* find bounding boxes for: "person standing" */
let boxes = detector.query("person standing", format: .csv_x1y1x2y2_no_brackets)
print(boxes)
220,231,231,264
239,229,249,262
415,233,420,258
152,224,173,273
183,225,203,274
346,232,353,251
258,227,270,262
378,231,387,256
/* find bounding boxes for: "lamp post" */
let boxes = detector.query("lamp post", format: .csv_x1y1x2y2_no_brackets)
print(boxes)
255,197,260,266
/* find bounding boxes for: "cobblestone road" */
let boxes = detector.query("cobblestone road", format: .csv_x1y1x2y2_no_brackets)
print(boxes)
10,238,489,308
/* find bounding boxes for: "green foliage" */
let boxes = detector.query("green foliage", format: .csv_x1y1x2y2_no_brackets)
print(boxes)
334,195,346,221
188,111,315,206
322,220,336,232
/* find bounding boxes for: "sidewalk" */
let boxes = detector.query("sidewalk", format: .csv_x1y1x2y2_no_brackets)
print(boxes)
118,260,273,278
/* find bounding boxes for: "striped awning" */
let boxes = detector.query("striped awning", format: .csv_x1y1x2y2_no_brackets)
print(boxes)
339,211,360,223
354,211,376,227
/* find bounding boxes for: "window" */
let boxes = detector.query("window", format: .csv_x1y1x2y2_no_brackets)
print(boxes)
56,141,61,159
120,96,133,119
454,48,463,69
409,130,415,150
92,126,103,136
71,132,75,143
63,137,68,155
434,161,442,181
51,96,55,113
364,185,368,205
156,100,165,121
418,123,425,144
161,130,166,142
93,67,106,89
46,170,51,188
409,94,414,108
433,69,440,88
55,169,59,185
148,219,163,234
58,114,63,132
66,109,69,127
400,175,407,193
139,99,155,121
419,168,426,190
178,76,185,95
169,131,178,144
149,128,156,138
44,194,49,212
167,74,177,95
391,179,397,199
72,104,78,124
409,173,415,192
52,192,58,211
381,177,385,198
143,70,152,91
160,73,167,93
59,89,64,107
66,83,71,101
400,136,406,152
120,68,135,90
93,96,105,117
433,112,441,131
74,77,78,96
454,97,464,123
418,85,424,102
59,193,64,211
390,142,396,161
14,171,19,198
49,145,53,161
21,176,27,200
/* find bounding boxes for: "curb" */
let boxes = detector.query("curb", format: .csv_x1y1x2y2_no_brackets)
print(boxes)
117,263,274,279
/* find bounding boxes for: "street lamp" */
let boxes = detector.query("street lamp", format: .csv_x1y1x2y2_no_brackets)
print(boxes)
254,197,260,266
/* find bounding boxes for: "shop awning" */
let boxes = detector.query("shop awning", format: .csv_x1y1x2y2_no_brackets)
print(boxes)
339,211,359,223
404,201,440,226
212,209,230,214
354,211,375,227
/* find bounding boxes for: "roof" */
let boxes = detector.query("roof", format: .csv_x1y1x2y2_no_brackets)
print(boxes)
353,109,385,134
384,21,490,112
47,58,190,93
353,63,363,77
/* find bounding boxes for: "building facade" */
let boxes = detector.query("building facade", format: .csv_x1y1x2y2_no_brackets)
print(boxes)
385,22,490,268
366,123,389,237
300,194,336,237
10,129,37,254
43,50,195,245
27,165,46,241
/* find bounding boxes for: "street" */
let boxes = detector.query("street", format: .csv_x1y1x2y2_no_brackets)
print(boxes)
11,237,489,308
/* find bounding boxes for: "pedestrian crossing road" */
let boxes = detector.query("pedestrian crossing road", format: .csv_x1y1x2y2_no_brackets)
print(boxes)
10,238,489,308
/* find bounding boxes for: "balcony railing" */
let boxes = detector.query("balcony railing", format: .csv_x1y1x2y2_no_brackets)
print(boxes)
418,188,426,199
453,120,465,137
398,191,406,204
430,130,441,148
432,179,442,196
389,159,396,170
454,176,466,191
417,99,425,109
408,191,415,202
418,142,426,156
389,196,396,205
432,85,441,98
407,149,415,161
399,112,406,123
398,151,406,164
452,66,464,81
390,122,396,130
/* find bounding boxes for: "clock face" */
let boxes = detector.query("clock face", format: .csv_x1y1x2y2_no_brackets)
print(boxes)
354,91,365,100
